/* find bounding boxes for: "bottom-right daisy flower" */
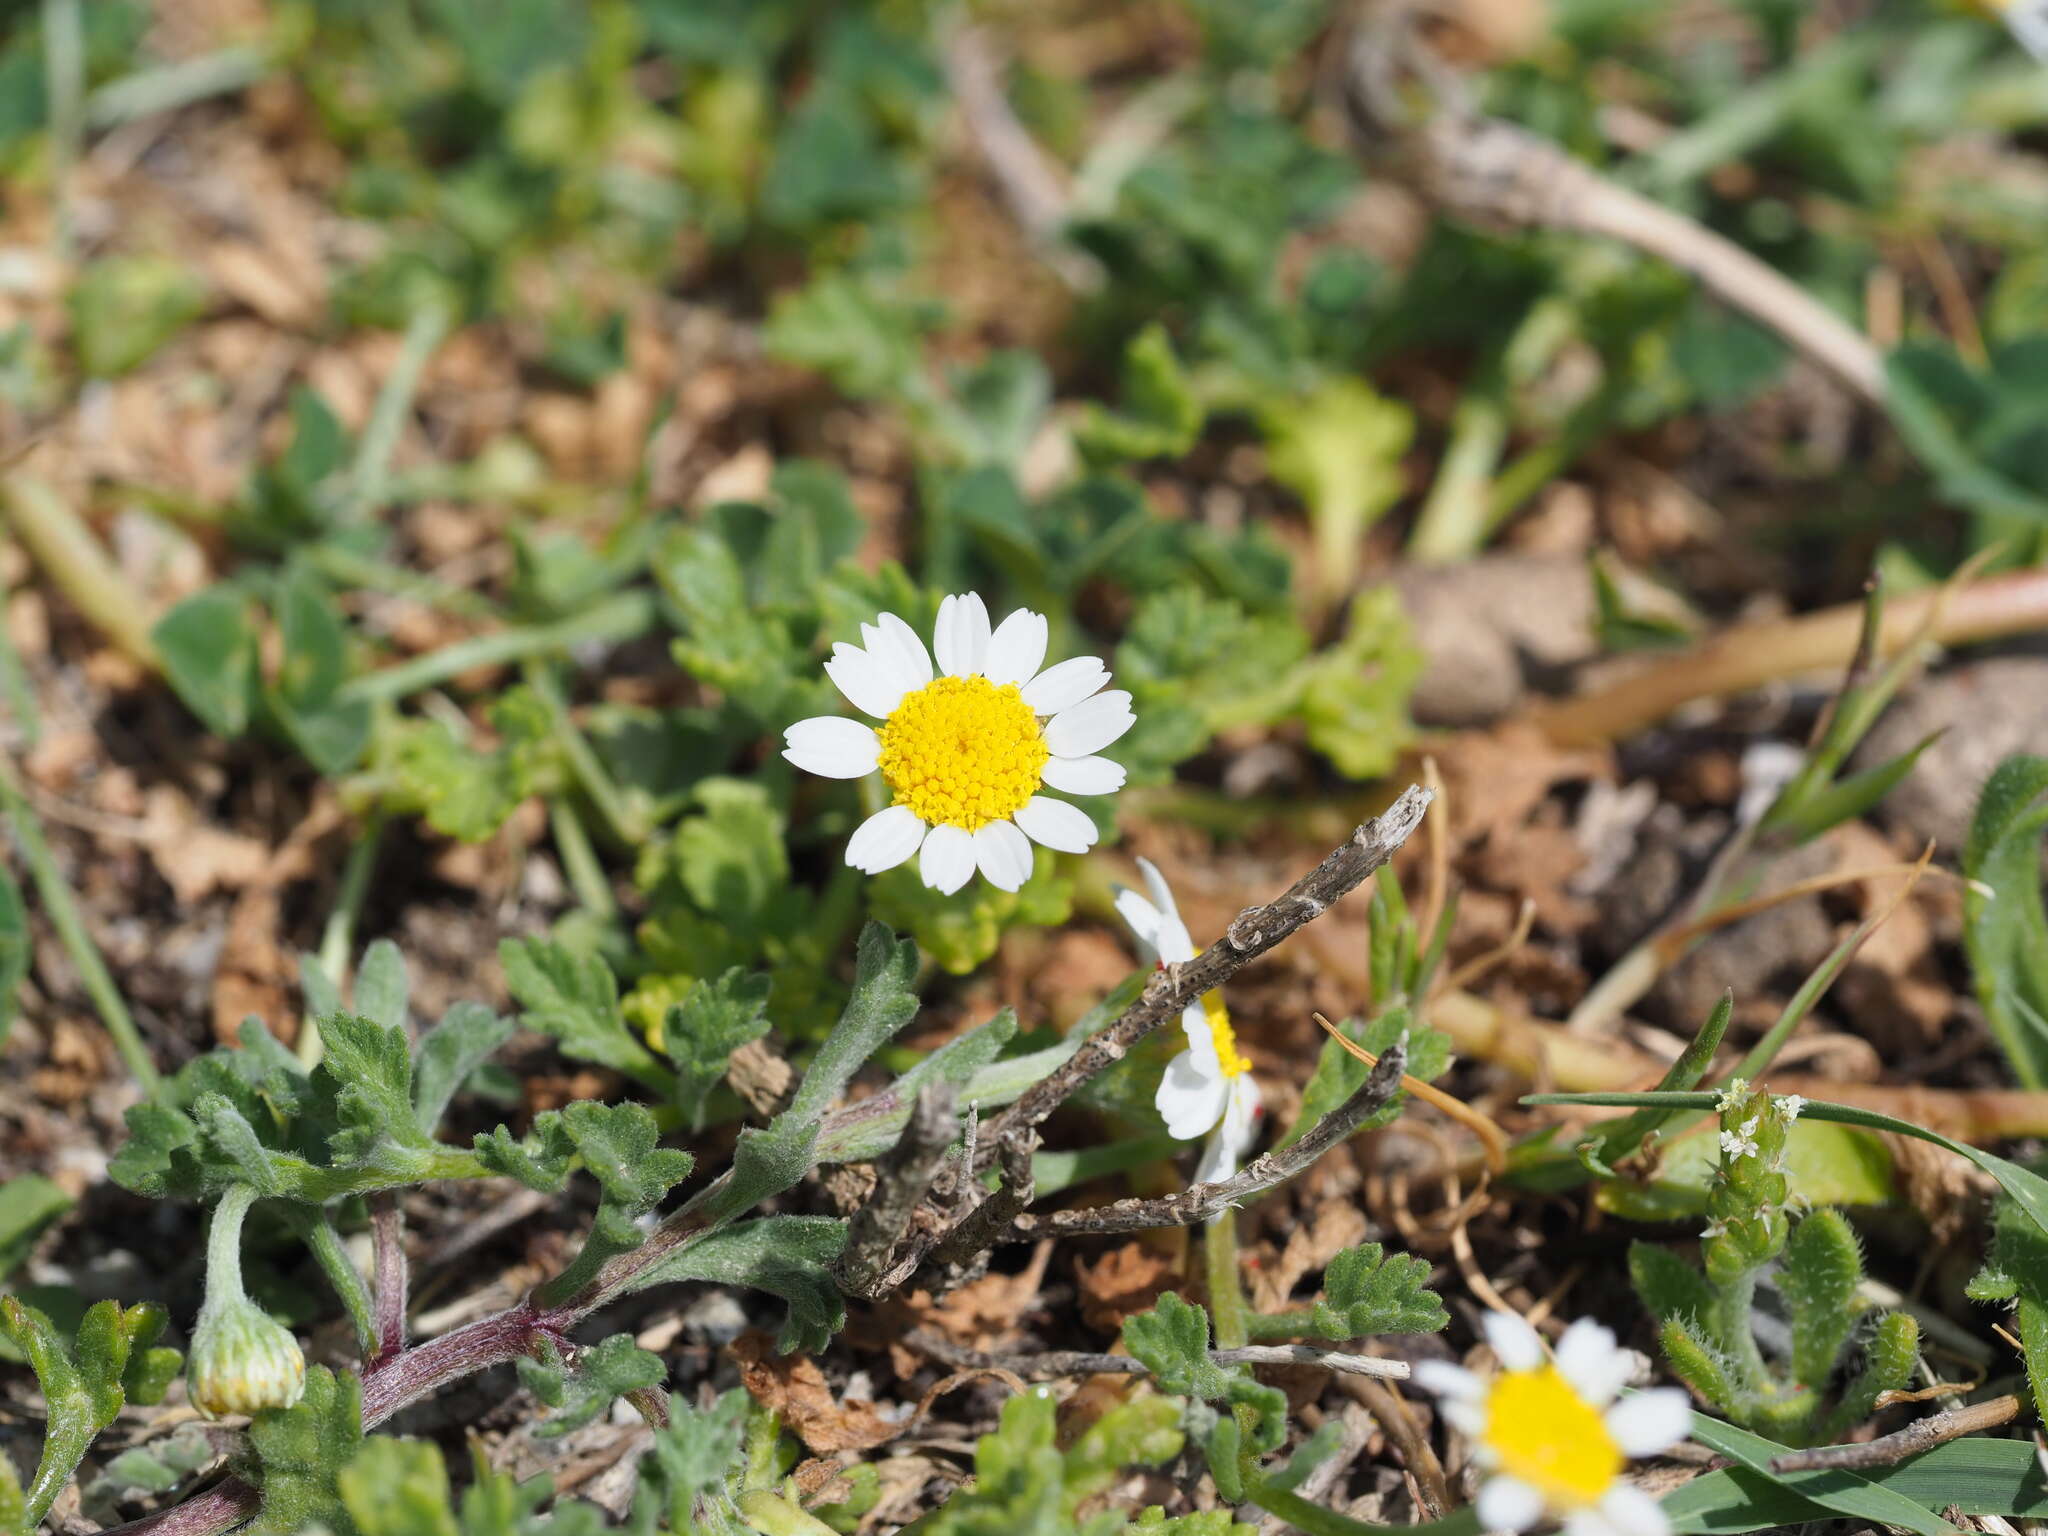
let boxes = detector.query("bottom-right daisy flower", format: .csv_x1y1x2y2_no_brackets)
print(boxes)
1417,1312,1692,1536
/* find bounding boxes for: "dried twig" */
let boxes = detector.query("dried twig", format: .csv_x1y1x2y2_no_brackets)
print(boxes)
1338,1373,1453,1519
1767,1394,2019,1473
1007,1039,1408,1241
906,1329,1411,1382
1337,19,1885,407
835,1083,960,1300
941,25,1072,249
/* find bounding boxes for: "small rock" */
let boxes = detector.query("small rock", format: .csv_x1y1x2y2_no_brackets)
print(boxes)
1395,553,1596,726
1854,656,2048,857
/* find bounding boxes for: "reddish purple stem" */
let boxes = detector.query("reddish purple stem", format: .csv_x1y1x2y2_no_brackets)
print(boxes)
366,1194,407,1372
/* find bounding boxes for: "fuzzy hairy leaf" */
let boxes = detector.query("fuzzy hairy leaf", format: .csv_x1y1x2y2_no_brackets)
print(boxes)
1294,1244,1445,1339
411,1003,514,1137
632,1389,750,1532
517,1334,664,1439
660,969,771,1131
1962,755,2048,1088
634,1216,847,1353
1629,1241,1715,1331
246,1366,365,1536
533,1103,694,1307
1783,1209,1865,1391
500,936,668,1088
1122,1293,1285,1453
1073,324,1203,466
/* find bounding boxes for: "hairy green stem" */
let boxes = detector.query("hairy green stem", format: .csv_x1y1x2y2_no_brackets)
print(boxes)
343,305,448,521
206,1185,259,1303
302,813,386,1068
1205,1202,1251,1352
300,1214,377,1359
548,797,617,924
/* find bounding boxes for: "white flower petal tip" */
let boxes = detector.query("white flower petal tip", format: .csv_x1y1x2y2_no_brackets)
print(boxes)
919,825,975,895
934,592,992,677
1040,753,1126,796
823,643,905,719
1414,1360,1484,1402
1481,1311,1547,1372
972,821,1034,892
845,806,926,875
983,607,1048,685
1475,1475,1546,1534
1595,1483,1671,1536
874,611,934,689
1014,795,1099,854
1556,1318,1630,1407
1043,689,1135,757
781,716,881,778
1021,655,1111,714
1156,1050,1230,1140
1606,1390,1693,1458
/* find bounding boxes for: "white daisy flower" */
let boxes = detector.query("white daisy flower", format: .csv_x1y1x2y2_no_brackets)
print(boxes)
1115,858,1262,1182
782,593,1133,895
1417,1312,1691,1536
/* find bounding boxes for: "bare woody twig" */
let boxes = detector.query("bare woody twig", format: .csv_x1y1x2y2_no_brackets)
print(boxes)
906,1329,1412,1382
1007,1039,1408,1241
1767,1395,2019,1473
1338,21,1885,408
835,1082,961,1300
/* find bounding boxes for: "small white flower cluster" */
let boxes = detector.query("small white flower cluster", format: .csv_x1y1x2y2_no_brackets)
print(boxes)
1718,1113,1762,1163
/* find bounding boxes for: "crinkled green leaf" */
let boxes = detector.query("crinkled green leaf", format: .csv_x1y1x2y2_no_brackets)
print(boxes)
1294,587,1422,780
867,853,1071,975
411,1002,513,1136
1258,376,1411,580
319,1012,432,1158
1121,1292,1285,1453
534,1102,694,1306
660,969,771,1131
517,1333,664,1439
382,687,557,843
246,1365,365,1536
632,1388,749,1532
1963,755,2048,1088
499,935,668,1087
1074,324,1204,466
635,1216,847,1353
1294,1243,1445,1339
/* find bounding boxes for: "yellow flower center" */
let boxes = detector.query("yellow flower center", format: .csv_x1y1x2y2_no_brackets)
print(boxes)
878,675,1048,832
1481,1365,1622,1510
1202,991,1249,1079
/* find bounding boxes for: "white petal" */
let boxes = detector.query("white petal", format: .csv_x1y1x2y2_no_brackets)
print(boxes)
1556,1319,1628,1407
1041,753,1126,796
1618,1487,1673,1536
1476,1475,1545,1533
1043,690,1135,757
1563,1512,1620,1536
1482,1311,1546,1373
1414,1361,1483,1402
782,717,881,778
919,824,975,895
845,806,926,875
1156,1049,1229,1139
1596,1484,1669,1536
1115,889,1165,952
1013,795,1099,854
1607,1390,1692,1458
1179,1000,1222,1074
868,613,933,692
1021,656,1109,714
823,643,905,719
983,608,1048,686
1195,1076,1262,1182
1135,859,1197,961
934,593,991,677
1440,1398,1485,1438
972,820,1034,892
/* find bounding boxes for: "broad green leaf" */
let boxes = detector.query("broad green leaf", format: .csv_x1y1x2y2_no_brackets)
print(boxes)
1962,755,2048,1088
0,1175,70,1278
1679,1411,1960,1536
1594,1116,1894,1222
246,1366,365,1536
1663,1436,2048,1534
411,1002,513,1136
266,568,371,776
500,936,668,1088
636,1216,847,1353
1279,1008,1450,1152
1258,376,1411,591
660,969,771,1131
152,587,260,738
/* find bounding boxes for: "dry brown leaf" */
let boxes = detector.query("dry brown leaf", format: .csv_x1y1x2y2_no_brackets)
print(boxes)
1075,1241,1177,1333
141,787,269,906
730,1333,905,1454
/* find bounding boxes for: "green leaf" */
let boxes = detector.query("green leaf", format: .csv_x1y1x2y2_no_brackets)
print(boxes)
634,1216,847,1353
762,271,940,410
1294,586,1422,780
655,525,815,725
68,256,207,378
1662,1436,2048,1534
0,1296,168,1528
266,568,372,776
1122,1292,1286,1452
318,1012,432,1158
337,1437,460,1536
1781,1209,1864,1391
518,1333,664,1439
1073,324,1204,466
246,1365,365,1536
633,1388,749,1531
661,969,771,1131
1280,1008,1450,1151
381,687,557,843
1579,995,1733,1177
1294,1243,1446,1339
1818,1310,1918,1442
1257,376,1412,589
1962,755,2048,1088
152,587,260,738
866,847,1072,974
1681,1409,1959,1536
499,936,668,1088
1629,1241,1716,1330
0,1175,72,1279
473,1113,578,1194
534,1102,694,1306
669,779,788,928
411,1002,513,1136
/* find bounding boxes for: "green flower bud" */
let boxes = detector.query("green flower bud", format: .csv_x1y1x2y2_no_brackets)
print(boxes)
188,1293,305,1419
1701,1082,1790,1287
187,1184,304,1419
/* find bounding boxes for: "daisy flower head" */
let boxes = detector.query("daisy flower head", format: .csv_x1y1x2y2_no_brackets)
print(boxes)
1417,1312,1691,1536
783,594,1134,896
1115,858,1262,1182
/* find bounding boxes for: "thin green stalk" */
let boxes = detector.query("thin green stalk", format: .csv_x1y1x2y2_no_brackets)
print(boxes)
548,798,616,924
301,813,385,1068
41,0,83,263
343,305,448,522
338,590,655,706
736,1492,840,1536
1406,377,1510,565
0,572,40,746
0,762,161,1096
206,1184,260,1299
305,544,498,620
300,1214,377,1358
85,45,270,129
1205,1202,1251,1351
525,663,646,845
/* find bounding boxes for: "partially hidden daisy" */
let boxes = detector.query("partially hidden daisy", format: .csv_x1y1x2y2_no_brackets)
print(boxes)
1417,1312,1691,1536
783,593,1133,896
1115,858,1262,1183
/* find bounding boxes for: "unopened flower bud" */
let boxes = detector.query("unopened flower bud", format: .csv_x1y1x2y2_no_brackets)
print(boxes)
188,1294,304,1418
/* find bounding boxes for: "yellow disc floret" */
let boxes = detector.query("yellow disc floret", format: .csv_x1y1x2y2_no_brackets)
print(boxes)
1201,991,1249,1079
1481,1365,1623,1509
878,675,1048,831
